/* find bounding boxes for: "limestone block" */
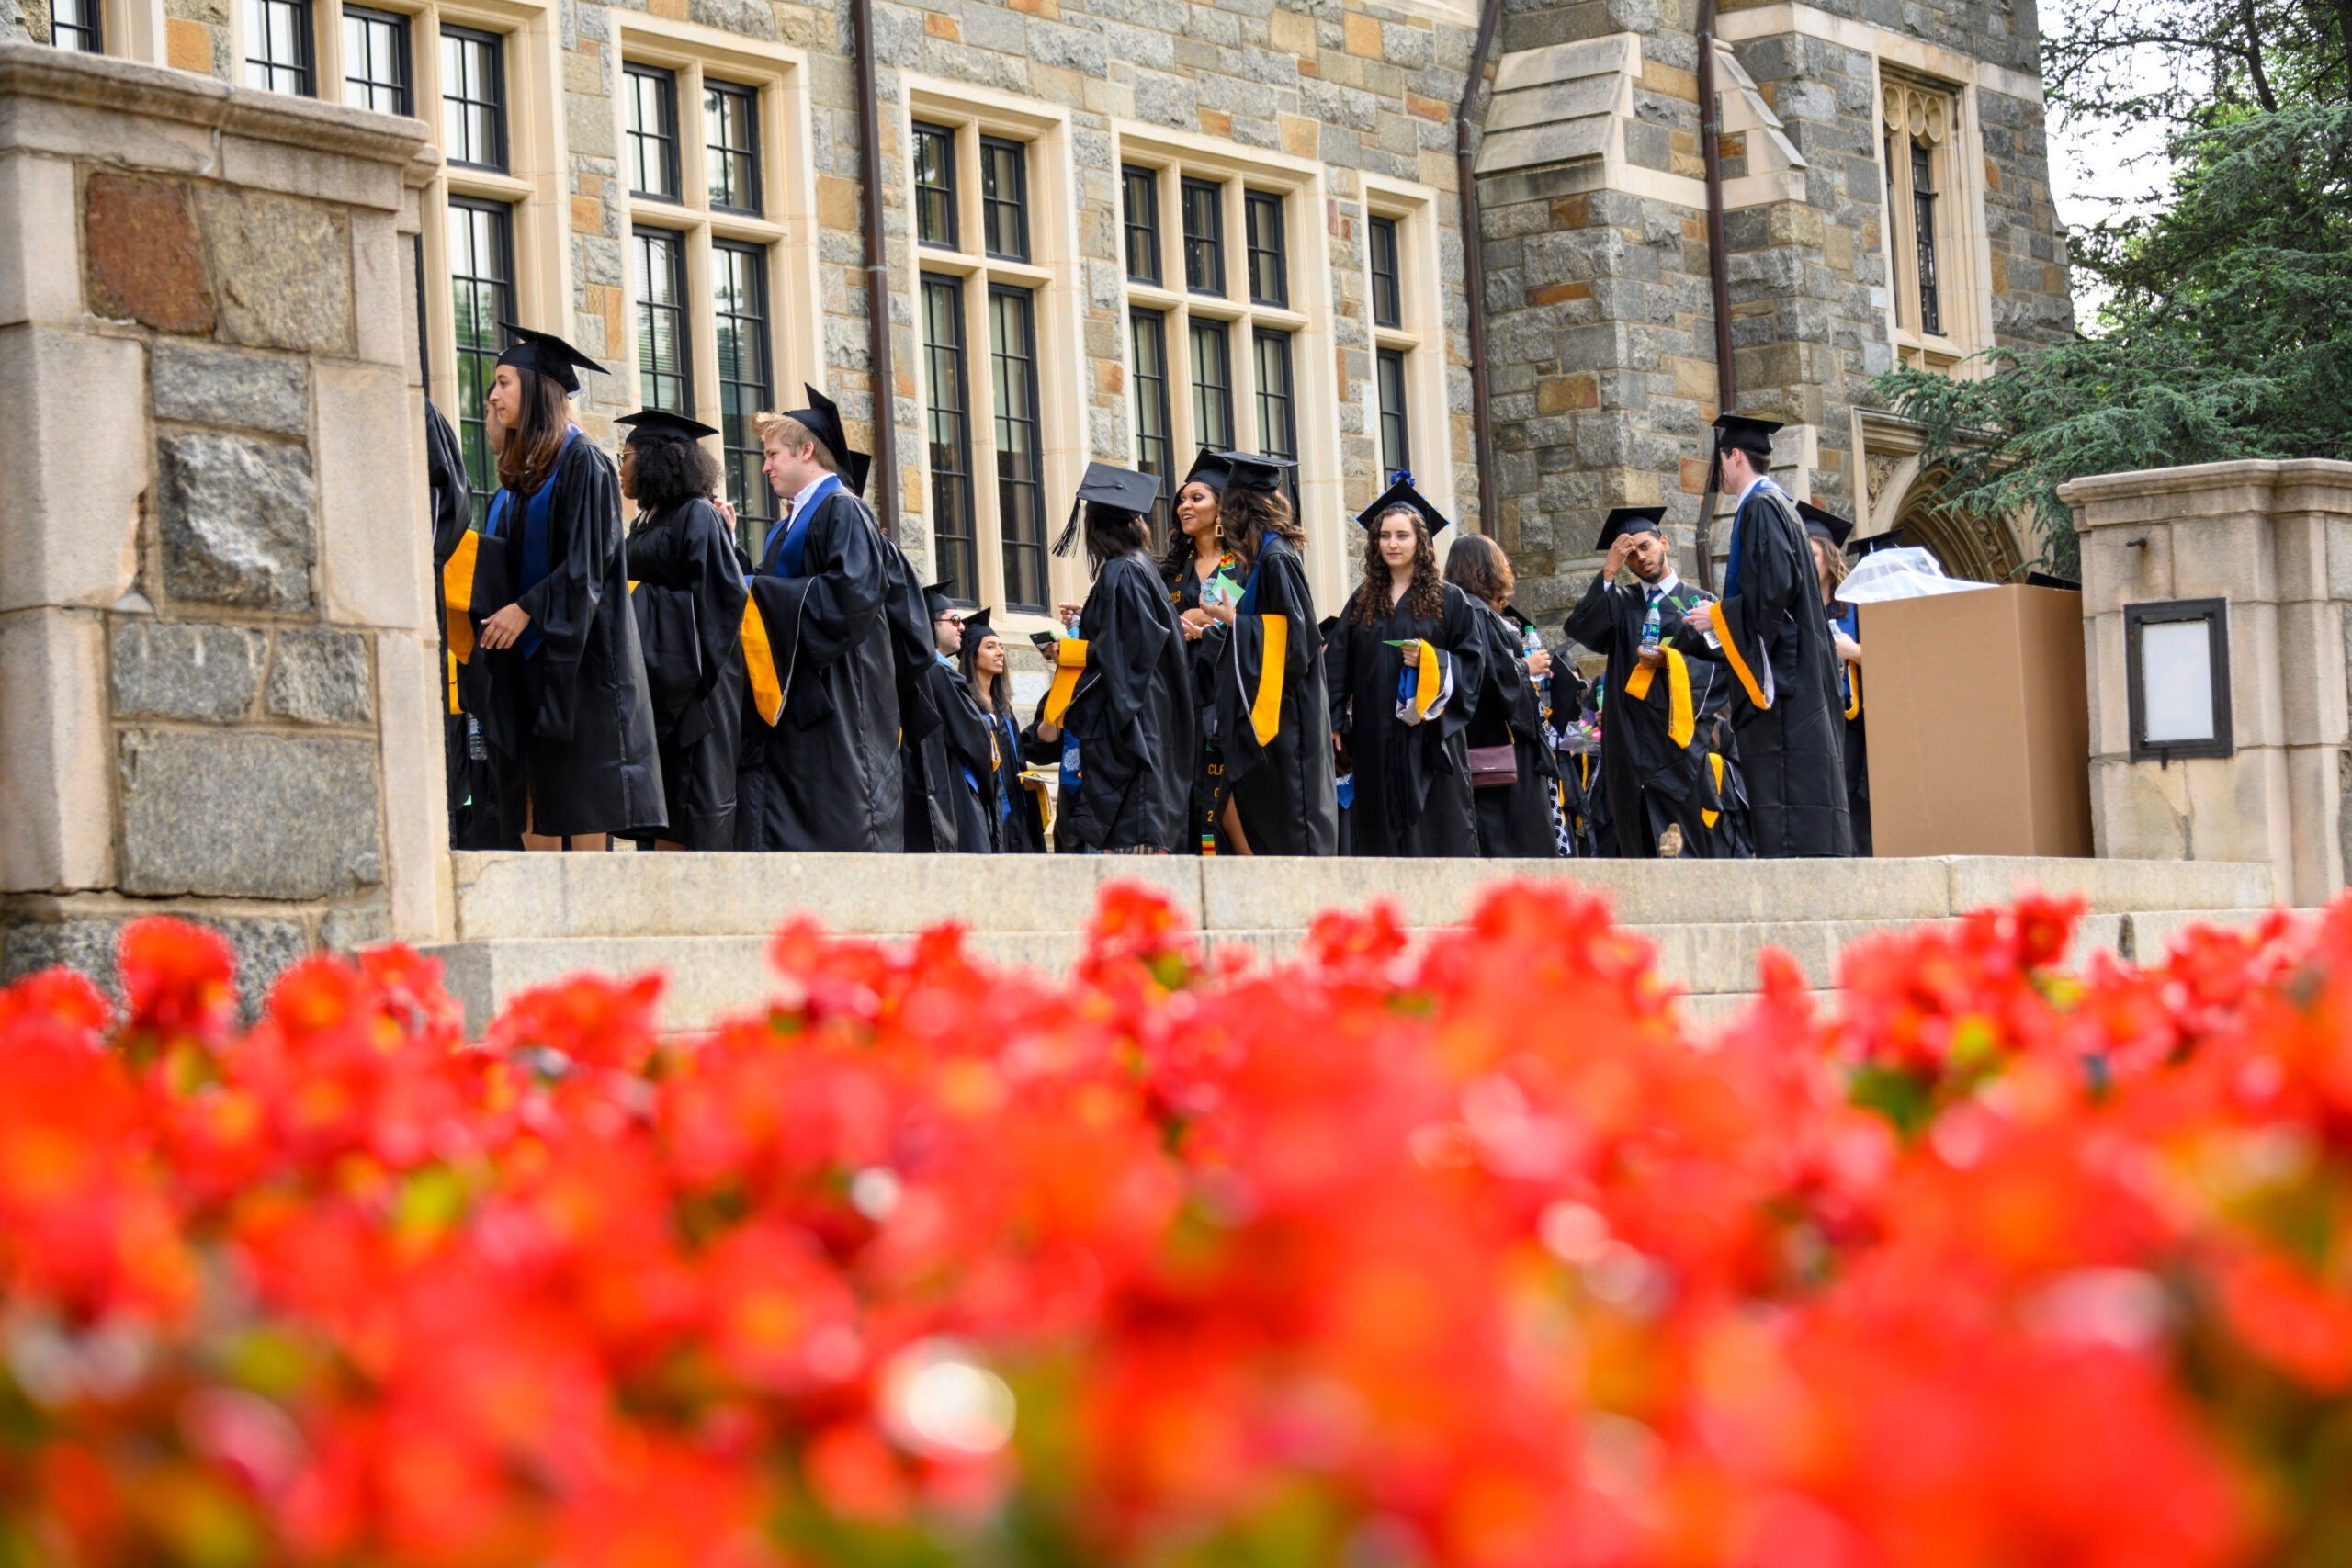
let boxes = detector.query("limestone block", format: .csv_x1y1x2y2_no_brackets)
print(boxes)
2166,513,2278,604
118,728,382,898
2078,523,2169,621
312,359,428,629
156,431,317,612
2086,612,2129,758
81,172,215,333
1943,853,2274,916
112,619,264,721
0,607,112,891
2223,599,2283,750
2270,510,2329,604
214,124,409,212
2328,519,2352,603
2274,598,2348,748
192,186,354,355
2281,744,2346,907
372,630,451,942
350,210,406,370
0,148,77,328
265,627,373,725
2179,748,2291,888
151,340,308,435
0,52,228,174
0,326,147,612
2089,758,2188,864
321,898,391,953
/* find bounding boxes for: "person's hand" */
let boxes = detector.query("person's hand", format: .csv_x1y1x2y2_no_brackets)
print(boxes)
1203,600,1237,626
1634,645,1664,671
715,497,738,529
1602,532,1634,584
1180,606,1212,641
1525,648,1553,681
1834,633,1863,664
1056,601,1084,627
480,603,532,650
1035,718,1061,744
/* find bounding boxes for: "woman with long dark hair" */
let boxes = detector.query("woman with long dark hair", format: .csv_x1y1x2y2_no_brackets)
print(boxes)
466,325,663,849
956,610,1046,852
616,409,746,850
1443,531,1563,858
1161,464,1244,852
1193,449,1337,856
1031,463,1193,852
1326,479,1486,858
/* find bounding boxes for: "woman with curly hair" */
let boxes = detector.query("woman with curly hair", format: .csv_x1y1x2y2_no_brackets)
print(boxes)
1192,449,1338,856
616,409,747,850
1326,477,1487,857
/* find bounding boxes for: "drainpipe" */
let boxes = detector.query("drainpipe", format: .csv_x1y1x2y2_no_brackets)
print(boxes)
1694,0,1736,591
852,0,900,529
1454,0,1503,534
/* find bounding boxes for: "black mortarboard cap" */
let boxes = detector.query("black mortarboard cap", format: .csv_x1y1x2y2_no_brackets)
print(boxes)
922,579,956,617
1354,474,1449,535
1711,412,1782,460
1182,446,1231,493
616,408,719,444
781,385,873,499
1796,502,1853,549
496,323,606,395
962,608,998,643
1216,450,1295,496
1845,527,1909,560
1054,461,1164,557
1593,506,1668,551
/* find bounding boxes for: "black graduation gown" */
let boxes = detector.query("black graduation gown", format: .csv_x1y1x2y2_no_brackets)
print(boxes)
625,498,746,849
424,400,512,851
1019,693,1075,853
1168,549,1239,853
734,486,910,852
1830,600,1871,856
1564,570,1740,859
903,660,969,852
1670,481,1852,857
1204,535,1339,856
470,433,666,840
1059,551,1194,852
978,702,1046,853
1464,606,1562,858
1327,580,1486,859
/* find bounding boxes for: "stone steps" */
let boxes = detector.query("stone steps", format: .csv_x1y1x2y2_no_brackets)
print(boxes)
423,852,2283,1035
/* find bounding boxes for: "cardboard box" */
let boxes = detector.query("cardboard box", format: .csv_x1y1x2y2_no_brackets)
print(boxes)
1860,584,2093,857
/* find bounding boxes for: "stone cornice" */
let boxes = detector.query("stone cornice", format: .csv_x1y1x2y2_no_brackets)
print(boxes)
0,43,430,170
2059,458,2352,528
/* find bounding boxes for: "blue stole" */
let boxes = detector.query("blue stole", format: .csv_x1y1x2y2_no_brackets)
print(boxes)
997,713,1023,824
1832,603,1858,705
1238,557,1263,614
1720,476,1781,604
761,473,842,579
487,426,577,660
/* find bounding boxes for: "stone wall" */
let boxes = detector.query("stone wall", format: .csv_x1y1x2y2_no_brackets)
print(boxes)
0,44,444,1005
2064,460,2352,910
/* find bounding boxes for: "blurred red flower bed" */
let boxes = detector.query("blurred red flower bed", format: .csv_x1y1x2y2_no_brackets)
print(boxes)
3,883,2350,1566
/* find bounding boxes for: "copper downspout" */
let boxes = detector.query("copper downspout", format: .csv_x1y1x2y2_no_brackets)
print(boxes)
1455,0,1503,533
851,0,899,527
1693,0,1736,591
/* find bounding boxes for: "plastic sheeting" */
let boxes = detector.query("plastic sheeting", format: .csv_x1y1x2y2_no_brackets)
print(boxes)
1836,546,1994,604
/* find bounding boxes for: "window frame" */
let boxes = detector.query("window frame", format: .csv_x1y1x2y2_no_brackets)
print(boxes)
921,272,980,603
1188,317,1233,452
704,78,763,218
1122,164,1161,286
1375,346,1410,480
48,0,103,51
243,0,316,96
1244,188,1287,309
340,3,412,115
912,120,960,251
624,61,683,202
978,134,1031,264
447,193,517,526
712,236,777,548
632,224,695,417
1877,69,1984,369
1253,326,1298,511
439,22,508,173
1180,175,1225,297
1367,213,1402,330
988,282,1047,612
1129,306,1176,539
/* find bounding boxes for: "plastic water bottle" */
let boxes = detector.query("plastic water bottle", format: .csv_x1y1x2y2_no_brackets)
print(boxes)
1641,597,1662,649
1522,622,1549,698
1066,606,1083,637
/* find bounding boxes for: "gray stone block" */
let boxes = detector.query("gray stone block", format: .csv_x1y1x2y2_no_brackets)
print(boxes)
192,187,354,356
119,729,382,899
2,911,310,1026
157,433,317,612
151,342,308,436
266,628,374,726
111,620,265,723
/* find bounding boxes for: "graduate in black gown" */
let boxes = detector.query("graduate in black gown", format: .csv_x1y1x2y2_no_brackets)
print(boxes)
1031,463,1193,853
616,410,746,850
1562,504,1741,858
1326,479,1487,859
425,398,513,849
1443,532,1563,858
735,388,932,852
461,325,664,850
1804,503,1873,857
1162,471,1246,854
1194,450,1339,856
1669,413,1851,857
902,584,978,852
956,611,1046,852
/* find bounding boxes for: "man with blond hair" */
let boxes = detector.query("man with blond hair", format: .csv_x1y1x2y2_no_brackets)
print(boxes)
734,387,933,850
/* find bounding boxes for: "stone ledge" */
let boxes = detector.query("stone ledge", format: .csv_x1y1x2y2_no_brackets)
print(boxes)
2061,458,2352,529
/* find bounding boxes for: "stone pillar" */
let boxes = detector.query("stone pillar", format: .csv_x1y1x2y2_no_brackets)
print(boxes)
0,44,447,999
2063,459,2352,908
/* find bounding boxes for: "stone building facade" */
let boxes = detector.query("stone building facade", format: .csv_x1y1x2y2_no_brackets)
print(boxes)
5,0,2070,631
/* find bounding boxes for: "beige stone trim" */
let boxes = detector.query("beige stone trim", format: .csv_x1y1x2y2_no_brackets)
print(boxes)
1873,64,1994,367
1713,1,2046,104
1361,171,1457,537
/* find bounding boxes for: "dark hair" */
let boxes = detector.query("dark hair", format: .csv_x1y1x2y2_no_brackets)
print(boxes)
495,367,571,495
1443,533,1513,610
1226,485,1303,573
959,627,1012,716
1353,504,1443,627
628,436,721,516
1085,504,1154,575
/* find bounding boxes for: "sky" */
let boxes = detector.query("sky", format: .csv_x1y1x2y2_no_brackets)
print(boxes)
2039,12,2177,323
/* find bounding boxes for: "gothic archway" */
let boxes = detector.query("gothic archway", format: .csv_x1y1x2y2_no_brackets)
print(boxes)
1894,473,2026,583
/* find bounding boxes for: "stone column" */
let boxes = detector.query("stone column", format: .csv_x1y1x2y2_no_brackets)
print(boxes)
0,43,447,1000
2063,459,2352,908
